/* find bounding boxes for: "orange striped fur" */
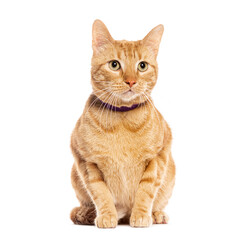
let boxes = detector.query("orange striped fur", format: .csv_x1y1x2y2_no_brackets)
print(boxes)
70,20,175,228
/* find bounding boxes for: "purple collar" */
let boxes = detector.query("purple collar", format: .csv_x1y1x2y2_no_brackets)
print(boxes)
98,99,143,112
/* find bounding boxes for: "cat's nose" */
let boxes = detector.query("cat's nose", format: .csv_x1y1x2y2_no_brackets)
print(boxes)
125,79,136,88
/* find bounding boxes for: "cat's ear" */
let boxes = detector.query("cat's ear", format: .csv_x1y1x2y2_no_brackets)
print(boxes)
143,24,164,57
92,20,114,53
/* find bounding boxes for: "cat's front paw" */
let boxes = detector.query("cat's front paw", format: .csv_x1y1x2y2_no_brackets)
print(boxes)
130,212,152,227
95,214,118,228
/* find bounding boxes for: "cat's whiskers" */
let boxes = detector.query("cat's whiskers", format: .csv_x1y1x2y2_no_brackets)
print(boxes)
106,91,117,130
111,92,119,131
92,86,112,94
141,94,149,114
85,92,107,114
99,91,115,129
85,88,112,114
97,90,112,115
138,94,144,109
107,92,114,130
114,91,119,117
104,92,112,129
143,92,161,127
95,90,113,128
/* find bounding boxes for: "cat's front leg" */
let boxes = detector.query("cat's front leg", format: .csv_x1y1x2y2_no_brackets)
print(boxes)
130,157,164,227
76,160,118,228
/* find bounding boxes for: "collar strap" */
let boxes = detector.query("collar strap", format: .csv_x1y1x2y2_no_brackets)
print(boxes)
98,99,143,112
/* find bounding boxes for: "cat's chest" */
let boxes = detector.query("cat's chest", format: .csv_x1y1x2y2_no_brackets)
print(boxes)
96,129,152,199
100,128,154,164
99,157,147,208
86,105,159,163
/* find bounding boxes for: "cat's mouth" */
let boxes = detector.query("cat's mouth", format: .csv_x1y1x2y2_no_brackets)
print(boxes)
123,89,135,95
121,89,137,101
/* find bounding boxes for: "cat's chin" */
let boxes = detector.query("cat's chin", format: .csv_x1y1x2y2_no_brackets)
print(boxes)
121,90,137,101
118,91,143,107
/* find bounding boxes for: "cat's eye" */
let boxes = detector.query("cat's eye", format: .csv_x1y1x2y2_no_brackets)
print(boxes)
138,61,148,72
109,60,121,71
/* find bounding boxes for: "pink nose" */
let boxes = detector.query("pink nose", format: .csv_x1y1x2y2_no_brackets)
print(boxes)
125,80,136,88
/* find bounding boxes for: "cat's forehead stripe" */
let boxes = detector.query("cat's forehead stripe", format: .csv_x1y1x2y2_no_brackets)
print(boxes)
115,41,141,61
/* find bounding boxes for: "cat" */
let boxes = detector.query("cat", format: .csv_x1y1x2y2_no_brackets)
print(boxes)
70,20,175,228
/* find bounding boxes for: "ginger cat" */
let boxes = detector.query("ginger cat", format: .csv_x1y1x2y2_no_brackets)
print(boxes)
70,20,175,228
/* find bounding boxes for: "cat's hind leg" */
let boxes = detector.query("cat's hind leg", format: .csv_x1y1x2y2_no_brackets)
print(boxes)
152,205,169,224
152,157,175,224
152,186,171,224
70,205,96,225
70,163,96,225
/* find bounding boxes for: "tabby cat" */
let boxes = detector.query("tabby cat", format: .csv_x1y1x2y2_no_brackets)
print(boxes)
70,20,175,228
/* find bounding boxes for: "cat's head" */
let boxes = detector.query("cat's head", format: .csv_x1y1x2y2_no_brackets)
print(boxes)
91,20,164,107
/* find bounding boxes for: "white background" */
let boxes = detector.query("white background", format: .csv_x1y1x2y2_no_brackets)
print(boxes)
0,0,240,239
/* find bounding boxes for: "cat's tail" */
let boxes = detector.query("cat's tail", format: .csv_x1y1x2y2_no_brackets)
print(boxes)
70,205,96,225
